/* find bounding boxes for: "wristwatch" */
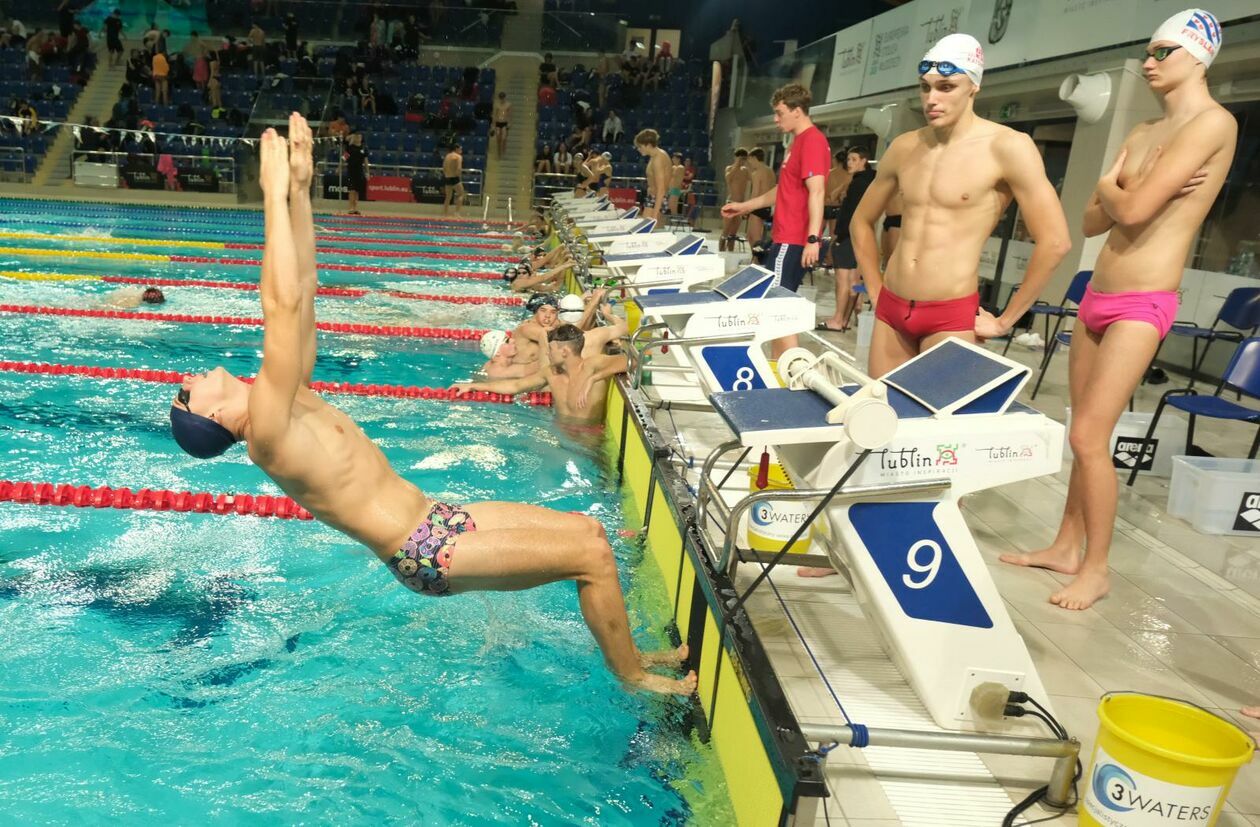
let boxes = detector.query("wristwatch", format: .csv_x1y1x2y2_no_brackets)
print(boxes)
807,234,820,244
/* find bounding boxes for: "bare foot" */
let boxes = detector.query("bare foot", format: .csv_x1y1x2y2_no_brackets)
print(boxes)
1050,568,1110,610
639,643,688,668
1000,543,1081,575
797,566,837,578
627,669,698,696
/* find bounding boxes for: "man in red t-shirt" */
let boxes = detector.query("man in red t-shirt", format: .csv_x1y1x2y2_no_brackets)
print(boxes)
722,82,829,355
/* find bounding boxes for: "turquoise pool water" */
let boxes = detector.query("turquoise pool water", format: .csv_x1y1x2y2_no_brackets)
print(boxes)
0,200,732,824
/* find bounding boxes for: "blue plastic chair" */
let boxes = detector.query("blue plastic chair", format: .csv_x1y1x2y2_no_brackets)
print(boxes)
1125,337,1260,486
1162,287,1260,389
1005,269,1092,357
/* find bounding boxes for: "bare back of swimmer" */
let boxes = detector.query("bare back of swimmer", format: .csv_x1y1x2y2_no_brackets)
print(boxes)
166,114,694,696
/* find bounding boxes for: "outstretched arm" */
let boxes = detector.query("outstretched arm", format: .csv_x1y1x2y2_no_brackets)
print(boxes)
286,113,317,384
249,129,301,458
450,372,548,395
979,131,1072,338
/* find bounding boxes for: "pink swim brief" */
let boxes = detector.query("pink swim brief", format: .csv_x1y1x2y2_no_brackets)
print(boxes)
1076,283,1179,339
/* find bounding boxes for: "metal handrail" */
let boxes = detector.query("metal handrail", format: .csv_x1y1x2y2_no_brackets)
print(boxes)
70,149,237,191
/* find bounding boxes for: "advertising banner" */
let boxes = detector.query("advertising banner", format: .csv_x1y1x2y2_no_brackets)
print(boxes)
825,20,873,103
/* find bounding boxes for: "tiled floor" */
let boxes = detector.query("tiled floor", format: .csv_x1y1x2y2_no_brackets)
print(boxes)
654,267,1260,825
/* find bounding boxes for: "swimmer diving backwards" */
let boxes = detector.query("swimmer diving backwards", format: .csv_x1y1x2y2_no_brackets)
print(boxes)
165,113,695,696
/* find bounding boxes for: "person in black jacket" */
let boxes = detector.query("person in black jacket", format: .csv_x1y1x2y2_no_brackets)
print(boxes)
818,146,874,331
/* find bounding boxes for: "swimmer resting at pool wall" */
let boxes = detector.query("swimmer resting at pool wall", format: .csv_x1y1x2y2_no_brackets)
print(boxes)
166,113,695,697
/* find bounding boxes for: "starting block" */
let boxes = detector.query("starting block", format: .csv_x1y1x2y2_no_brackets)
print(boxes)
705,339,1064,731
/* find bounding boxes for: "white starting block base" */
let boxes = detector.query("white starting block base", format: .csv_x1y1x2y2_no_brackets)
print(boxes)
709,340,1062,730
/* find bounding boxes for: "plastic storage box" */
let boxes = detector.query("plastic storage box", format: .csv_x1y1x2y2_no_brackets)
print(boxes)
1168,456,1260,536
1066,409,1188,477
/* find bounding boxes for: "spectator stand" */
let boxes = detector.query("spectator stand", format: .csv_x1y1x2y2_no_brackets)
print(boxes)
0,26,90,180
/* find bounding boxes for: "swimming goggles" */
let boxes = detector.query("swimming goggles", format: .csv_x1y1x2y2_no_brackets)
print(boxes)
918,60,964,77
175,387,191,410
1146,45,1182,61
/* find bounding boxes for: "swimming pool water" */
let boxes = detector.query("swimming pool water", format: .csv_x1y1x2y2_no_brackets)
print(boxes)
0,200,734,824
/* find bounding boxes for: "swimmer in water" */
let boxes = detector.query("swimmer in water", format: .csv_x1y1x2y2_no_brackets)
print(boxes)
104,286,166,308
166,114,694,696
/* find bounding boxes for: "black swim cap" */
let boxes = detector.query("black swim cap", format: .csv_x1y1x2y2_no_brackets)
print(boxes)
502,265,519,283
526,293,559,313
142,287,165,304
170,405,238,459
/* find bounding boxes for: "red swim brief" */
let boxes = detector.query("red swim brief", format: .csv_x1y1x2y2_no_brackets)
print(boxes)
874,284,980,341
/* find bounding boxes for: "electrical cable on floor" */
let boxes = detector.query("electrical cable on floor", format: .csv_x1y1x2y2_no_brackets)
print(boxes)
1001,696,1081,827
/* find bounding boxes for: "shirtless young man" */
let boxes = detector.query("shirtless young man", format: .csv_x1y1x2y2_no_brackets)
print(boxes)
744,148,777,250
1002,9,1235,610
634,129,671,224
823,148,852,252
508,259,575,294
667,153,685,215
849,33,1072,378
721,148,751,252
454,308,629,432
167,114,693,696
477,292,566,378
491,91,511,158
442,143,464,216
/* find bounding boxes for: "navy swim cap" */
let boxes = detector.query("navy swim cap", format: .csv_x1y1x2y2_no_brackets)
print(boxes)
170,405,238,458
526,293,559,313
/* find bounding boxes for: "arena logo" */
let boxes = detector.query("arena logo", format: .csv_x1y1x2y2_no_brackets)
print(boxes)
1233,492,1260,533
1111,436,1156,471
1088,761,1219,824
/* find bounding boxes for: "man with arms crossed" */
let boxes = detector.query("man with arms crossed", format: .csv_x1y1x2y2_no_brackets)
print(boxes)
167,114,694,696
721,83,830,356
1002,9,1234,610
849,33,1071,378
634,128,671,224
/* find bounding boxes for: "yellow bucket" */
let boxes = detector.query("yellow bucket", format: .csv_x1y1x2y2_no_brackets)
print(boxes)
1080,693,1255,826
745,463,813,554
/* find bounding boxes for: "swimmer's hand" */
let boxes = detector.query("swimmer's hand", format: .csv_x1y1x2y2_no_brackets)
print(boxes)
973,308,1007,340
259,128,290,197
1101,148,1127,186
288,112,313,190
720,201,746,219
576,376,593,409
448,382,476,394
1176,166,1209,198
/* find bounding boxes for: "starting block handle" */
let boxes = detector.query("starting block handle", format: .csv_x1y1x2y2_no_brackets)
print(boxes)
778,348,898,449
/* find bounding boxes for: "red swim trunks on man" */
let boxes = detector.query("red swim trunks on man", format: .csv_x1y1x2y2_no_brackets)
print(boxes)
874,284,980,340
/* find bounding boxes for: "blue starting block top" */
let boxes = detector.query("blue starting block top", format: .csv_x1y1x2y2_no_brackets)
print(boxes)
710,341,1037,444
632,264,792,313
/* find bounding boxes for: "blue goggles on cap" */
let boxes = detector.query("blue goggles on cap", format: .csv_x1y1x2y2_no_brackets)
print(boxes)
918,60,965,77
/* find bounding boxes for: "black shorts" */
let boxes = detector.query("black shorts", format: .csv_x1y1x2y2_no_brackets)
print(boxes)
833,238,857,269
766,243,807,293
107,36,123,53
444,176,460,186
823,205,841,220
883,214,902,230
750,206,773,222
348,175,367,198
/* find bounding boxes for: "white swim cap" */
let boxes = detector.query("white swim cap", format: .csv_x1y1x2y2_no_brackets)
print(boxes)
558,293,585,323
601,151,612,159
1150,8,1222,68
479,329,508,359
921,33,984,87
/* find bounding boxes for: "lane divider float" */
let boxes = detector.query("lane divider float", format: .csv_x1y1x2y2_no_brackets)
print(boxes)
0,303,488,341
0,247,500,280
0,270,525,306
0,479,315,519
0,231,513,263
0,360,554,406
